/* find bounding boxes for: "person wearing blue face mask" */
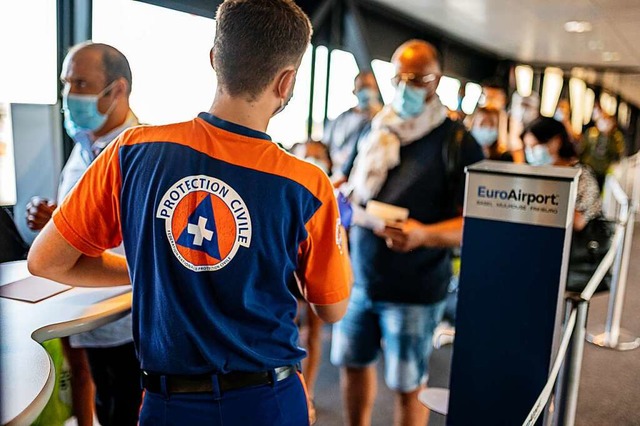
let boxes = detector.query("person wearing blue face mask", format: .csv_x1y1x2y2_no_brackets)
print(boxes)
523,117,601,231
323,71,381,182
469,107,513,162
332,39,484,426
26,41,141,426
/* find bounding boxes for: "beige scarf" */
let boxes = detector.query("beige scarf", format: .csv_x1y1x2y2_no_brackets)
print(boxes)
348,96,448,204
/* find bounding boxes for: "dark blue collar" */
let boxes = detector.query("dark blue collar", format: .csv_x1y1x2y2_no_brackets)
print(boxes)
198,112,271,141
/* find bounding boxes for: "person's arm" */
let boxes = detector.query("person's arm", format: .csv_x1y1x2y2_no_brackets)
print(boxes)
310,299,349,324
303,220,351,324
297,174,352,323
292,270,348,323
28,220,129,286
376,216,463,252
28,130,130,287
574,211,588,232
573,166,602,232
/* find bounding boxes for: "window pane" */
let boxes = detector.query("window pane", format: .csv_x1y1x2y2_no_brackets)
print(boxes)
436,76,461,111
327,49,359,121
310,46,329,141
371,59,395,105
461,82,482,115
93,0,217,125
0,1,57,104
0,103,16,205
267,46,312,147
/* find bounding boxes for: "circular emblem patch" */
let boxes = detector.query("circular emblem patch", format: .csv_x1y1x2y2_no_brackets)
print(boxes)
156,175,252,271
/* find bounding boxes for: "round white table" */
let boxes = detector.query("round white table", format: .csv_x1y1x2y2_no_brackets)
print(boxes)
0,261,132,426
418,387,449,416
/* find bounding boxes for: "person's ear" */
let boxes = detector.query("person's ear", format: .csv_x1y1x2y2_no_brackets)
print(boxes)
427,74,442,100
276,68,296,100
209,47,216,71
111,78,127,99
432,74,442,88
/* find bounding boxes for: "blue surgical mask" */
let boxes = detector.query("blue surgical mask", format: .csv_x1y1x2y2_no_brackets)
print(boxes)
356,88,377,111
62,82,116,138
471,127,498,147
392,82,427,119
525,145,554,166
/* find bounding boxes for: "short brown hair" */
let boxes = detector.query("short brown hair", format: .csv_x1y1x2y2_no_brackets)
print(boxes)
214,0,312,100
71,42,133,95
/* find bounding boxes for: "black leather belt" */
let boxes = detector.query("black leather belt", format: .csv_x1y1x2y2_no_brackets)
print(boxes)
141,365,298,394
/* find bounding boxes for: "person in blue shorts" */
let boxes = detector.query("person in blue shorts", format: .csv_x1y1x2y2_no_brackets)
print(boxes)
331,39,484,426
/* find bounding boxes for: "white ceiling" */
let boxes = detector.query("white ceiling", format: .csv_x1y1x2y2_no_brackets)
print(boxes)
372,0,640,106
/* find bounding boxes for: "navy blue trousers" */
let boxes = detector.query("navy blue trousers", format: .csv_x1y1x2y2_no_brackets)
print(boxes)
139,372,310,426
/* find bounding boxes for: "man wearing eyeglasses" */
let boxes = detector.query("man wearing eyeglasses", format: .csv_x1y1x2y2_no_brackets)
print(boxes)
331,39,484,426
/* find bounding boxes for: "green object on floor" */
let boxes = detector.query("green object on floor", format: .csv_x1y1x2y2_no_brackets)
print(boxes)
31,339,73,426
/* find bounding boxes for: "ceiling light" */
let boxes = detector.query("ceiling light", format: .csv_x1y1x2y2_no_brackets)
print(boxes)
600,92,617,116
583,89,595,125
564,21,592,33
569,78,586,135
602,51,621,62
540,67,564,118
515,65,534,98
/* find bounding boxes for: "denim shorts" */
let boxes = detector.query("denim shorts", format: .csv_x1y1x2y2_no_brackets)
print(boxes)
330,287,446,392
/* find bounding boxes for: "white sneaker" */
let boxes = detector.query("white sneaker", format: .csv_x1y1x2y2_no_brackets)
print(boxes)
432,321,455,349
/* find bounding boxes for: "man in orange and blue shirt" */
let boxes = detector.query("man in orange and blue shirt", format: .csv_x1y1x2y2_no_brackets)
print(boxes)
28,1,351,425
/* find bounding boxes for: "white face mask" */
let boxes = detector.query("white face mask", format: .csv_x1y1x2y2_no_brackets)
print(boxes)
525,144,554,166
471,127,499,147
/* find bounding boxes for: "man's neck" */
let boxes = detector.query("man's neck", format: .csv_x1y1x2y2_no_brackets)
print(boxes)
93,107,131,139
209,90,271,134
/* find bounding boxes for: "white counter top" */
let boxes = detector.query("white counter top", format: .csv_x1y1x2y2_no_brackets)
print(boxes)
0,261,132,425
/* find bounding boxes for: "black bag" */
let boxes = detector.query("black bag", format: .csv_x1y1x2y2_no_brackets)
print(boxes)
567,216,616,293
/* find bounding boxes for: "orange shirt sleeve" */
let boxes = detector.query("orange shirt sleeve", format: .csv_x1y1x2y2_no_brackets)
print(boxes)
52,132,126,257
297,177,352,305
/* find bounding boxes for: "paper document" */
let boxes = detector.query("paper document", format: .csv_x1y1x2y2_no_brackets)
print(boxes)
0,276,72,303
352,201,410,231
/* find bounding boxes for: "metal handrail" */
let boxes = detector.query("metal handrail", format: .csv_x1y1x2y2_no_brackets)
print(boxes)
579,223,626,302
587,172,639,350
522,309,577,426
521,175,633,426
607,175,630,209
521,229,620,426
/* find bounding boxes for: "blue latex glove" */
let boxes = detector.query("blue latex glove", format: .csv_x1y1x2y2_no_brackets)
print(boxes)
337,191,353,230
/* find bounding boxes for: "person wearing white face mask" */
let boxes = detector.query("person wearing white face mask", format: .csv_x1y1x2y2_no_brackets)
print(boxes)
469,107,513,162
25,41,141,426
523,117,601,231
579,111,626,189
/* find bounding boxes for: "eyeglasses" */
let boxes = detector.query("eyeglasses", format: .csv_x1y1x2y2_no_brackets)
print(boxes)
391,73,438,87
